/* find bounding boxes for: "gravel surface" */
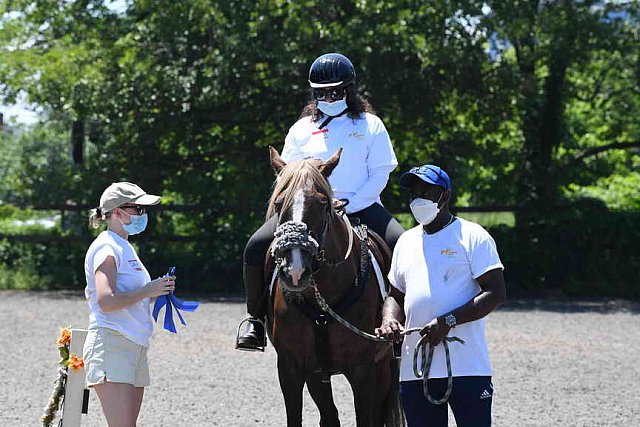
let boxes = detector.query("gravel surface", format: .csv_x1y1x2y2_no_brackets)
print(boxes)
2,291,639,426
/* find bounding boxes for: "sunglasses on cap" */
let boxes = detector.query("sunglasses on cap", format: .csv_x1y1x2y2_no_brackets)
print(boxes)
313,87,346,101
120,205,147,215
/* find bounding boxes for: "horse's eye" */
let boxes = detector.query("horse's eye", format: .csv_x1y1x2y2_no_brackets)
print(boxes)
274,197,284,210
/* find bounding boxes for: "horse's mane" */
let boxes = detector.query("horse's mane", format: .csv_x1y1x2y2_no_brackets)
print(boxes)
267,159,334,219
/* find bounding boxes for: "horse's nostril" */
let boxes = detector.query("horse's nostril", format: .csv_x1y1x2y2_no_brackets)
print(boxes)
289,267,304,284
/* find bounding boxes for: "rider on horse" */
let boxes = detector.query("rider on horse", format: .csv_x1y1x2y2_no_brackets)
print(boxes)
236,52,404,351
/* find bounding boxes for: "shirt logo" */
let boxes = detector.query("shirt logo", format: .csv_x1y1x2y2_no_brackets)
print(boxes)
348,131,364,140
128,259,143,271
480,389,492,399
441,248,457,257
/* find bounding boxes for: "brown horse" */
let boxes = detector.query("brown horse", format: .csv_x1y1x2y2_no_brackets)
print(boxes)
264,146,404,427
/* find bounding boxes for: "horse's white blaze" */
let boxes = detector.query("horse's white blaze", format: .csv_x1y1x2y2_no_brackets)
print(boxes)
290,248,304,286
292,188,305,222
289,188,306,285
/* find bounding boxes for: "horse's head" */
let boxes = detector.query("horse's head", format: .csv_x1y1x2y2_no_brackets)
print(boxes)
267,146,342,292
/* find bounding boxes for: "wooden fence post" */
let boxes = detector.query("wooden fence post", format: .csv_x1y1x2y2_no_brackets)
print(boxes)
61,329,89,427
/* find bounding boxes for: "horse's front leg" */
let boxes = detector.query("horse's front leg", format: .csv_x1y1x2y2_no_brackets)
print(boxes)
277,354,306,427
344,363,390,427
306,372,340,427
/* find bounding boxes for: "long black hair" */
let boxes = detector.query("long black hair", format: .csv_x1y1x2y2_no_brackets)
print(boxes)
299,84,376,121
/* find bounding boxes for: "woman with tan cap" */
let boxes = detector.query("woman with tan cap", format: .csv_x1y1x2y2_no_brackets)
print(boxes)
82,182,175,426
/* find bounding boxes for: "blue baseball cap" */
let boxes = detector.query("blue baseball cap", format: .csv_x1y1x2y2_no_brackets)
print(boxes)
399,165,451,190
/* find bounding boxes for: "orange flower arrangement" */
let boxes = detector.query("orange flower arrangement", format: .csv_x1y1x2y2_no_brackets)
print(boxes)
42,327,86,427
67,354,85,371
56,327,71,347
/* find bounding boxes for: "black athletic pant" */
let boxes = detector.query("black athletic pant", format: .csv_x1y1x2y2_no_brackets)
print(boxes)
400,377,493,427
243,202,405,267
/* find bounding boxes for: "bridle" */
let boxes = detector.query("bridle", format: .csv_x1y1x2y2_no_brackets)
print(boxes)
271,204,354,291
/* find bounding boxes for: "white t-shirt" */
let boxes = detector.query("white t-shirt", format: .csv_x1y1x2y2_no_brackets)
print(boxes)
84,230,153,347
389,218,504,381
281,112,398,213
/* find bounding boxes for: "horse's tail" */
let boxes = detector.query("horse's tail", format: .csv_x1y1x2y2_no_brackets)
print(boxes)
383,356,406,427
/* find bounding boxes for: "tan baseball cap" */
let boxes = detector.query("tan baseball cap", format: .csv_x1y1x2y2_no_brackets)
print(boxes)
99,182,161,213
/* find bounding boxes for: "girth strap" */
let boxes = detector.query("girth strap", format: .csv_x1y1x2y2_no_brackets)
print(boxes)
353,224,370,287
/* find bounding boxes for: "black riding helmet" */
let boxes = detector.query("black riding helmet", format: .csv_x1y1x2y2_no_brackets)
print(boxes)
308,53,356,88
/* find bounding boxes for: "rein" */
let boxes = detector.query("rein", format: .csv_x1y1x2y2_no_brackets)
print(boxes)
312,283,465,405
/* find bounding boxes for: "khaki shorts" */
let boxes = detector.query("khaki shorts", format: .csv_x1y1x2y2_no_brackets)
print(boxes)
83,327,150,387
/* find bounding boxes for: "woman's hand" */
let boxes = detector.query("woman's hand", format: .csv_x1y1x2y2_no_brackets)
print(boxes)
375,317,405,343
144,276,175,298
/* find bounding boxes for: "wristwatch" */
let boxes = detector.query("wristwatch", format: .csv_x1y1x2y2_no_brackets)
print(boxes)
444,313,457,328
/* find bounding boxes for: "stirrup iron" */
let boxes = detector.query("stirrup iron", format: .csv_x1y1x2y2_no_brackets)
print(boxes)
235,315,267,352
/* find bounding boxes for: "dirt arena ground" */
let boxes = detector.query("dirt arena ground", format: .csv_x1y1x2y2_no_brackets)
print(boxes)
2,291,638,426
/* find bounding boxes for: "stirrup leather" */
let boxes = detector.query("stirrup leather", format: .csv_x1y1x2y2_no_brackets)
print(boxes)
235,316,267,352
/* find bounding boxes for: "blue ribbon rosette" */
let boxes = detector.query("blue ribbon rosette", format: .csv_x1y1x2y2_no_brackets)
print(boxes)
152,267,199,333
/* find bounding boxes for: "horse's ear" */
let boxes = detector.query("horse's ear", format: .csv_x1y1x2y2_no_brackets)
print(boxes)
319,147,343,178
269,146,287,175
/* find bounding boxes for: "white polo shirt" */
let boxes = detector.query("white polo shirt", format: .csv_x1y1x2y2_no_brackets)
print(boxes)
281,112,398,213
84,230,153,347
389,218,504,380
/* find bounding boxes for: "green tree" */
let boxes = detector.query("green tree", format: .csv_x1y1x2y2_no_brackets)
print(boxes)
0,122,80,205
1,0,638,292
483,1,639,221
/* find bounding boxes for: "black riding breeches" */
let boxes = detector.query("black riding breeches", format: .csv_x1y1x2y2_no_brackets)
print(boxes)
347,202,405,251
244,215,279,267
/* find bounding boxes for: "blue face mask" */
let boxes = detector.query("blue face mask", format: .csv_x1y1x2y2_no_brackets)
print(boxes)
317,99,347,117
122,213,148,235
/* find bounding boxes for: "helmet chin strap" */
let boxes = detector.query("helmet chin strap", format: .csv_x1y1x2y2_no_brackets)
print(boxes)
318,108,348,129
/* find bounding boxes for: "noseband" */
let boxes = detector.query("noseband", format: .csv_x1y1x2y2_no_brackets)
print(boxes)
271,220,321,262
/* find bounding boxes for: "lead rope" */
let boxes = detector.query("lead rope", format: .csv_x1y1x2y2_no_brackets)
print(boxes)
312,283,464,404
413,334,465,404
313,282,387,342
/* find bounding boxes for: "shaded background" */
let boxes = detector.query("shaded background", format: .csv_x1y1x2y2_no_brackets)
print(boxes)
0,0,638,297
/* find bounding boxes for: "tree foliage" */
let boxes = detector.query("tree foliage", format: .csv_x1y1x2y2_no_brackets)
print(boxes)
0,0,638,291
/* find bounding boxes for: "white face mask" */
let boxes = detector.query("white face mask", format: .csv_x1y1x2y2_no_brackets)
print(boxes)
410,193,444,225
317,99,347,117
